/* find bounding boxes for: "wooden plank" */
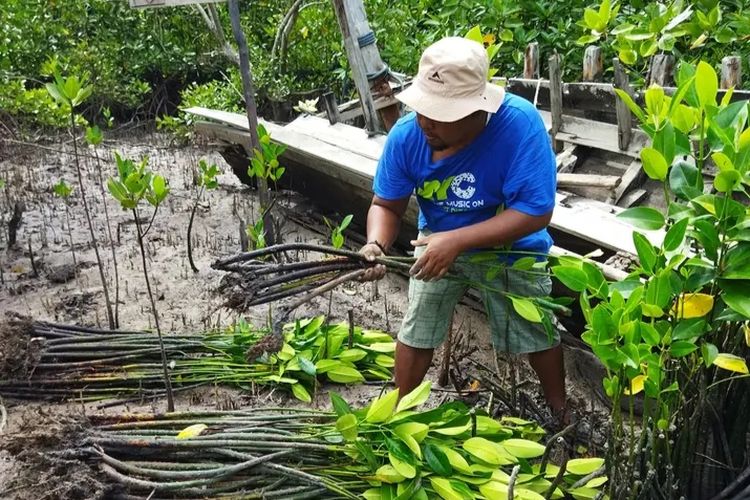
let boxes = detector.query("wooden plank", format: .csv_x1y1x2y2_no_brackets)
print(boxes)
613,58,635,151
555,114,649,158
618,188,648,208
322,92,340,124
548,54,563,152
524,43,540,79
721,56,742,89
583,46,603,82
556,145,579,173
285,114,386,161
558,173,620,189
613,159,645,204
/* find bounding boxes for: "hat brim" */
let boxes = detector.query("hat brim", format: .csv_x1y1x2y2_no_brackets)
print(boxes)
395,82,505,122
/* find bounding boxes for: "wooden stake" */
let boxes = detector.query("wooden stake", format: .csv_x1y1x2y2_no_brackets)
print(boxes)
614,58,636,151
524,42,539,79
548,54,563,153
648,54,674,87
322,91,340,125
721,56,742,89
331,0,381,134
582,46,603,82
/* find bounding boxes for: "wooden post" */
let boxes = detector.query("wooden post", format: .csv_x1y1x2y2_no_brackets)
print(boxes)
648,54,674,87
331,0,382,134
721,56,742,89
524,42,539,79
548,54,563,152
582,46,603,82
322,91,340,125
614,58,635,151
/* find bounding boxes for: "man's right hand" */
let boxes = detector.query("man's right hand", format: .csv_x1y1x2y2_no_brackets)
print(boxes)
360,242,387,281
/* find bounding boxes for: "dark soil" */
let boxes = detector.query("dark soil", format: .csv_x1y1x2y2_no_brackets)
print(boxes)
0,407,118,500
0,312,39,379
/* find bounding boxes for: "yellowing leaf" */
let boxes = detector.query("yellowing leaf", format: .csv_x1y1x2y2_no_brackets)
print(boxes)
712,353,749,374
483,33,496,45
672,293,714,319
388,452,416,479
429,477,462,500
624,375,645,396
365,388,399,423
176,423,207,439
500,438,546,459
395,381,431,413
375,464,405,484
566,457,605,475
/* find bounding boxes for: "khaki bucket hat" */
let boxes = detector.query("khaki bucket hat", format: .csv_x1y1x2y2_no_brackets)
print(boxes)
396,37,505,122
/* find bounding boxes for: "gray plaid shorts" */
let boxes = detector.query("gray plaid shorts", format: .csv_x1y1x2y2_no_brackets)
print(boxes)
398,240,559,354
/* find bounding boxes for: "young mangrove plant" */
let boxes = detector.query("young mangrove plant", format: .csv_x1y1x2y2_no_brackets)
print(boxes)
85,124,120,328
107,153,174,412
187,159,221,272
325,214,353,250
82,384,606,499
552,60,750,498
0,316,395,405
52,179,79,288
46,73,115,329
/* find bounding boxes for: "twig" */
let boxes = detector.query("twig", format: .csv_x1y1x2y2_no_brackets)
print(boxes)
0,396,7,434
571,466,606,489
545,459,568,500
540,422,578,473
508,464,521,499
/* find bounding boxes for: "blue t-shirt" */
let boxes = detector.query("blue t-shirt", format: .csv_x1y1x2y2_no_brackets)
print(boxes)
373,92,556,257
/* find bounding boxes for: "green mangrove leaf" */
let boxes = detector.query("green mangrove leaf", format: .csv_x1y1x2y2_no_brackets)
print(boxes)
395,381,431,413
389,452,416,479
500,438,546,459
375,354,395,368
375,464,405,484
663,218,689,252
566,457,605,475
671,319,707,340
329,391,351,416
336,413,358,441
366,342,396,353
326,366,365,384
438,446,472,474
633,232,658,274
463,437,503,465
395,422,429,442
315,359,341,373
670,341,699,357
695,60,718,107
570,487,603,500
640,147,668,181
336,348,368,363
428,477,462,500
551,266,588,292
424,443,452,476
617,206,665,231
291,383,312,403
702,342,719,367
366,388,400,422
510,296,542,323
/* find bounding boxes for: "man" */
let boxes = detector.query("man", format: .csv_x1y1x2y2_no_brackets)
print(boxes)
360,37,567,422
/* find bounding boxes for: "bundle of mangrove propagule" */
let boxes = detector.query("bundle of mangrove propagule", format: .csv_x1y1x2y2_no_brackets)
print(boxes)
0,315,395,405
83,383,607,499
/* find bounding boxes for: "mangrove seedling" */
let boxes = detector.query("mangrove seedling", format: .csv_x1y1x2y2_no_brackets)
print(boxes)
107,153,174,412
187,159,220,273
85,124,120,328
324,214,353,250
247,217,266,250
52,179,79,288
46,72,115,329
247,124,287,246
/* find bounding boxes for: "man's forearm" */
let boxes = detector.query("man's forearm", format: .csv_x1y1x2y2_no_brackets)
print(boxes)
451,209,552,253
367,203,403,251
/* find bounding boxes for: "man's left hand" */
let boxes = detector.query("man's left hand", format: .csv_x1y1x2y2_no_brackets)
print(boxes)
410,232,463,281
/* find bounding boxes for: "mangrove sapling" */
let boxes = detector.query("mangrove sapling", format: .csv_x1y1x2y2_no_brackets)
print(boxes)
107,153,174,412
187,159,220,272
52,179,80,289
324,214,353,250
86,125,120,328
46,73,115,329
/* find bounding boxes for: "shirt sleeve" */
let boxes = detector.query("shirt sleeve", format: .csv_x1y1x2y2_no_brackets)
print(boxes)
373,127,415,200
502,121,557,216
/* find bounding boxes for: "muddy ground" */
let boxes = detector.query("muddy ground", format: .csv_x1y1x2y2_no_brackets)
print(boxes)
0,129,609,499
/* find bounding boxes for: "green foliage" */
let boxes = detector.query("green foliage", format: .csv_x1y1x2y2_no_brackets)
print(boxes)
578,1,749,76
332,383,606,499
247,218,266,250
552,59,750,497
229,316,396,401
108,153,169,210
197,159,220,190
52,179,73,199
248,124,286,183
325,214,353,249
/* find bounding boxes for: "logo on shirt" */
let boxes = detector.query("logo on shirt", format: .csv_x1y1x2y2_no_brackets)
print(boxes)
417,172,483,212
